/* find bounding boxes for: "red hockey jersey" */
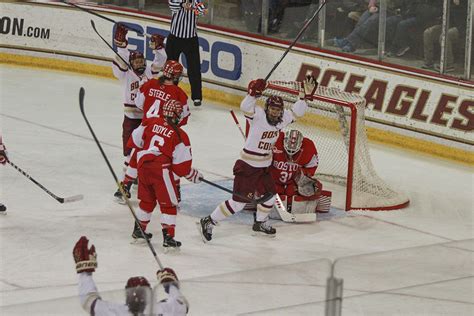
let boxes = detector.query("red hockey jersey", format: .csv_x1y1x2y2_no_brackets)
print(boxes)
270,132,319,185
128,116,193,177
135,78,190,126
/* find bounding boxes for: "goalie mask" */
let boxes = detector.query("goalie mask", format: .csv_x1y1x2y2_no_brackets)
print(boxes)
129,51,146,76
125,276,150,315
162,60,183,84
265,96,284,126
284,129,303,157
162,99,184,126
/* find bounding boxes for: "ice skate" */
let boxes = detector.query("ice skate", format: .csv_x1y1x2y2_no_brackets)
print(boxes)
114,181,131,204
196,216,215,243
162,229,181,253
131,222,152,244
252,220,276,237
0,203,6,215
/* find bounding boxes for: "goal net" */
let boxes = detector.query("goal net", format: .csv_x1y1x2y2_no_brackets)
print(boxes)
263,81,409,211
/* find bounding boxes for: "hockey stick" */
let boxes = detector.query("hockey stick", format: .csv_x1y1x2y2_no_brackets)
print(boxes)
63,1,149,36
7,160,83,204
200,178,272,205
90,20,132,70
264,0,328,81
79,87,164,269
228,110,305,222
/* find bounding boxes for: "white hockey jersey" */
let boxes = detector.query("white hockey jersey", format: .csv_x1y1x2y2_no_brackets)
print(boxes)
78,273,188,316
112,48,167,119
240,95,307,168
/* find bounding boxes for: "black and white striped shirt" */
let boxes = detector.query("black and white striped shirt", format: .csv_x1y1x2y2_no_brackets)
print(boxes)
169,0,198,38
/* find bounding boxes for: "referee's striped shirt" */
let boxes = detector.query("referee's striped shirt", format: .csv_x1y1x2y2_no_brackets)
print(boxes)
169,0,198,38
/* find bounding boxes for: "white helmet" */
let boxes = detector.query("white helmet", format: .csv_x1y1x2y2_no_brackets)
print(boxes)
283,130,303,156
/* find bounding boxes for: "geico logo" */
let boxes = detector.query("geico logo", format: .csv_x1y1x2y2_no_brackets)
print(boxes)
113,22,242,81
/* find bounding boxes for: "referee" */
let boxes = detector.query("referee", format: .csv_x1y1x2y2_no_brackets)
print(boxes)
167,0,207,107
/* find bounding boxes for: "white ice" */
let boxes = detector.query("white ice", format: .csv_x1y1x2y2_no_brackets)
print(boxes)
0,65,473,315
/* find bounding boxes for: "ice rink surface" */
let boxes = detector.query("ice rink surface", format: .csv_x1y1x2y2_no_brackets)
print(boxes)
0,65,473,315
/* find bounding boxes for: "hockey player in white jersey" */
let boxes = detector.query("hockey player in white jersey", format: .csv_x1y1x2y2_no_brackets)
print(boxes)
112,23,168,201
0,134,7,214
198,76,317,241
73,236,189,315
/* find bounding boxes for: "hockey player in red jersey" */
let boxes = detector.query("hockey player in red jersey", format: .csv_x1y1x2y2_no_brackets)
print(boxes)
73,236,189,315
118,60,191,204
197,76,317,241
271,130,331,216
0,135,7,214
112,23,168,201
128,99,201,249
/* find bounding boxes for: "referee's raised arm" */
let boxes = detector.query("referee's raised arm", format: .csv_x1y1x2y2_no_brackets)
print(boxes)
166,0,204,106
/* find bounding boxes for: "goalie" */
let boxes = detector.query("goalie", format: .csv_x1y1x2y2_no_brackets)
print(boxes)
270,130,332,219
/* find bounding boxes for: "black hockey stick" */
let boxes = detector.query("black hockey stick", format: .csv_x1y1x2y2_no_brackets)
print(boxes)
264,0,328,81
90,20,132,70
63,1,146,36
7,160,83,204
200,178,273,205
79,87,164,269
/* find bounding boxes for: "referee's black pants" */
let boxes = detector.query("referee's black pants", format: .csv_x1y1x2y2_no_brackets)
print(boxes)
166,34,202,102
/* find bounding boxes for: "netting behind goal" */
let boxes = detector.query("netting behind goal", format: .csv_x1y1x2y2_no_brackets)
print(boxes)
263,81,409,211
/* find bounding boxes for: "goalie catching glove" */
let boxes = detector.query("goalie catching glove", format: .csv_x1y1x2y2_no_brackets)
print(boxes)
73,236,97,273
185,168,202,183
295,171,321,197
247,79,266,97
299,75,318,100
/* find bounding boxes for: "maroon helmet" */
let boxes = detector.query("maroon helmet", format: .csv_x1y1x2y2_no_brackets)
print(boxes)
129,51,146,75
162,60,183,84
125,276,150,315
265,96,284,126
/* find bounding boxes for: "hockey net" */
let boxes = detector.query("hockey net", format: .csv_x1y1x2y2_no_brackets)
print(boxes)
263,81,409,211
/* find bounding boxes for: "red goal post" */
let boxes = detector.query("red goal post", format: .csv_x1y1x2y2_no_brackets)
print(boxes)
264,80,410,211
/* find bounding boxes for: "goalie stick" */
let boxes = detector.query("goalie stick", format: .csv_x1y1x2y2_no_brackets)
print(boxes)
79,87,164,269
90,20,132,71
228,111,312,223
7,160,83,204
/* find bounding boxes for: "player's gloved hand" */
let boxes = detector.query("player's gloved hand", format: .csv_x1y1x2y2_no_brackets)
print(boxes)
157,267,179,285
247,79,266,97
193,2,207,16
185,168,202,184
149,34,166,50
114,23,128,48
299,75,318,100
0,142,8,165
73,236,97,274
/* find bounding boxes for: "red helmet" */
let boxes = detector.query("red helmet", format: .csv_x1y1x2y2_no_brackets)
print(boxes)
265,96,284,125
162,60,183,82
129,51,146,75
162,99,184,125
125,276,150,314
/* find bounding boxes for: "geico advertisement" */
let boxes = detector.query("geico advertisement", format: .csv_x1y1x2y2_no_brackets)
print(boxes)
1,2,473,145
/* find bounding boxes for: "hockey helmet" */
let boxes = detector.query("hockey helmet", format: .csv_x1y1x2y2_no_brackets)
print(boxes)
284,129,303,157
162,99,184,125
125,276,150,315
265,96,284,126
129,51,146,75
162,60,183,84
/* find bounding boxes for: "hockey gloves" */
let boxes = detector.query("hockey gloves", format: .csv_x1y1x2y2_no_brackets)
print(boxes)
0,141,7,165
185,168,202,183
295,172,321,197
149,34,166,50
248,79,266,98
299,75,318,100
157,268,179,285
73,236,97,274
114,23,128,48
193,1,207,16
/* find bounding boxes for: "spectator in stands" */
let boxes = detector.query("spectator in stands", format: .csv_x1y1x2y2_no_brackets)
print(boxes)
422,0,467,72
241,0,290,34
386,0,442,57
333,0,405,53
